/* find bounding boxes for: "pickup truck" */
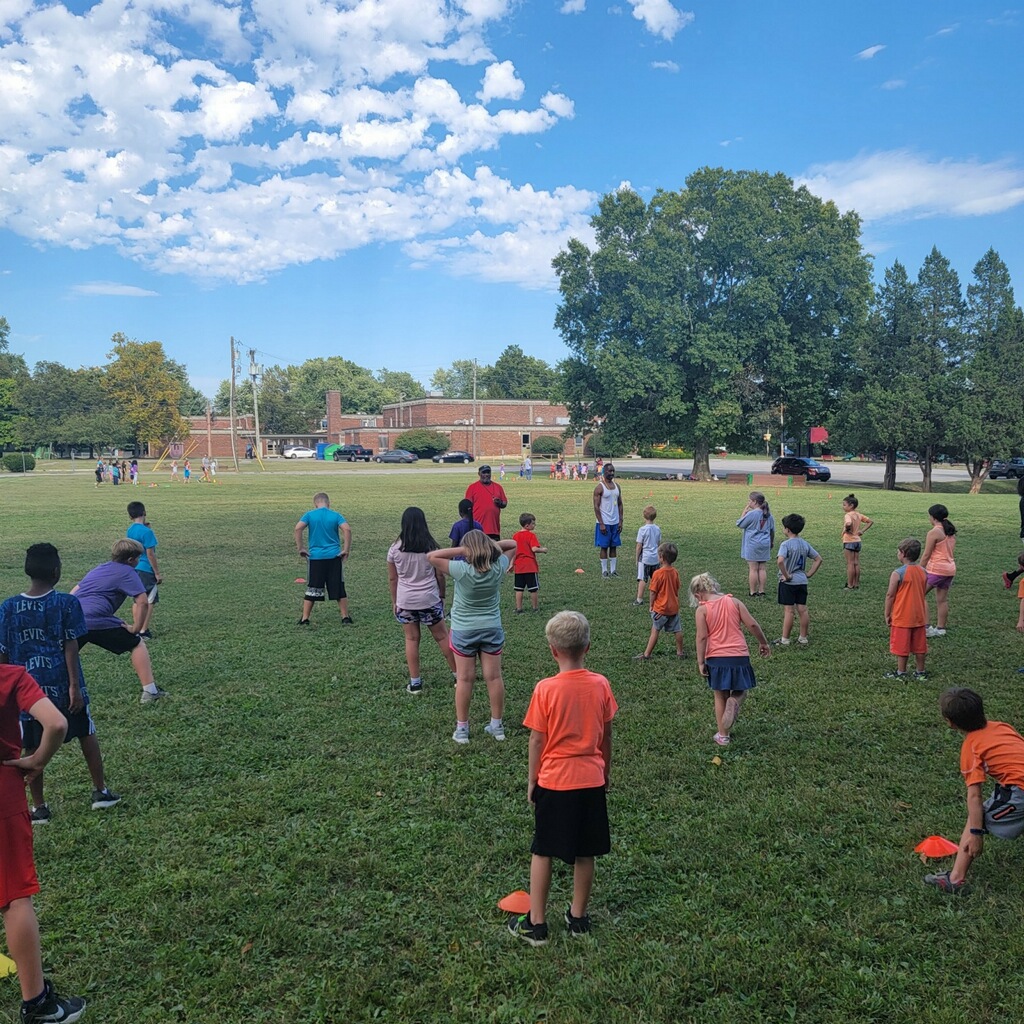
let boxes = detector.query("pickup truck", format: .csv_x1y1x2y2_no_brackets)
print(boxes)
989,458,1024,479
333,444,373,462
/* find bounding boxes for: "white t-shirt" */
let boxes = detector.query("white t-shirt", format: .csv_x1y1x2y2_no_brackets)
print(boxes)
387,542,441,610
636,522,662,565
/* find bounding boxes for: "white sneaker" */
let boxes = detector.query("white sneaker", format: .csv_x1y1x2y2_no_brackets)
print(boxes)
452,724,470,744
797,636,809,645
484,721,506,741
925,626,946,638
774,637,791,646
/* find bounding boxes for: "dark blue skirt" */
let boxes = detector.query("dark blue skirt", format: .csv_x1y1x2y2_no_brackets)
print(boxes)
706,655,756,692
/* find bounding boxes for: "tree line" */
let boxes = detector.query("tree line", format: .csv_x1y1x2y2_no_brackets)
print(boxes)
552,167,1024,490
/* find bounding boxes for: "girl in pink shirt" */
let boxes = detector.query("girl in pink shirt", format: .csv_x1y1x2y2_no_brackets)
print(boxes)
922,503,957,637
690,573,771,746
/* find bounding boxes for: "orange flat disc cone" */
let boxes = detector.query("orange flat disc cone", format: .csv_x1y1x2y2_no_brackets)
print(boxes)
498,890,531,914
574,568,584,574
294,578,306,583
914,835,959,857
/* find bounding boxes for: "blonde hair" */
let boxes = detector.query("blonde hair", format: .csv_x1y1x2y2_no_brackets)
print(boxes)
545,611,590,656
112,538,144,563
688,571,722,608
462,529,502,572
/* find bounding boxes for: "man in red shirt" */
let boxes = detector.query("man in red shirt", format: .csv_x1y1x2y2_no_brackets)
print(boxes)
464,465,508,540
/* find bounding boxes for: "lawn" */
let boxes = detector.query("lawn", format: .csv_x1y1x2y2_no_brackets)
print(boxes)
1,467,1023,1024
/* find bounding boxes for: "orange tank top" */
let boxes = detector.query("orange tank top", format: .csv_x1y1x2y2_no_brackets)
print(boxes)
926,533,956,576
703,595,750,658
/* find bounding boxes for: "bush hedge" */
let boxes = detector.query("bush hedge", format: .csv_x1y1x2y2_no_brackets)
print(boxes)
394,429,451,459
2,452,36,473
530,435,562,456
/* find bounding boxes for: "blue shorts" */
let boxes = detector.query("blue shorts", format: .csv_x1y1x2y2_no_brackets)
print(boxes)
449,627,504,658
595,522,622,549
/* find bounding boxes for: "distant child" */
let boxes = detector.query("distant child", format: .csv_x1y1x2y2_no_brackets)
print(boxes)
737,491,774,598
841,493,873,590
775,513,822,646
294,492,352,625
110,462,120,486
922,504,957,637
0,543,121,823
387,507,456,694
170,459,178,481
127,501,161,639
512,514,548,613
182,459,191,483
924,687,1024,893
633,505,662,606
0,662,88,1024
129,459,138,485
507,611,617,946
883,538,929,680
1015,553,1024,632
428,531,517,744
690,572,771,746
634,543,683,660
499,462,506,481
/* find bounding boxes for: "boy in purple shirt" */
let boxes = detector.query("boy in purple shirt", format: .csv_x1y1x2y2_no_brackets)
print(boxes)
72,539,168,705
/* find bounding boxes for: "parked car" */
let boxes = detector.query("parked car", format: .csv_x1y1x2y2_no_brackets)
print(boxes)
989,458,1024,479
770,456,832,482
333,444,373,462
374,449,418,464
432,450,475,464
282,445,316,459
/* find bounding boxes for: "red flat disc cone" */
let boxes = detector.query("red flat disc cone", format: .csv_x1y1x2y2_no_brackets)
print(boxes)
914,835,959,857
498,890,531,915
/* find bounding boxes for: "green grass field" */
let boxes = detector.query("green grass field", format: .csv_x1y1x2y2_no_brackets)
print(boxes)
2,467,1024,1024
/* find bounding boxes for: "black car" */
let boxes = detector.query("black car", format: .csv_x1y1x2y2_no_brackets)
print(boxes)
770,456,832,482
432,450,475,464
989,458,1024,479
333,444,373,462
374,449,418,464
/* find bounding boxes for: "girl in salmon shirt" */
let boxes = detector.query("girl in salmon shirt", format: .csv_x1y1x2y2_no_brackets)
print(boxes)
922,504,957,638
690,572,771,747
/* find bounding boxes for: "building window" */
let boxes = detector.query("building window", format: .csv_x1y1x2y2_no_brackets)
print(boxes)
521,433,530,446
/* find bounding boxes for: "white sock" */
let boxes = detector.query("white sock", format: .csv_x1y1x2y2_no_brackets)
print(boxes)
490,717,502,729
143,682,159,694
600,558,607,573
609,557,617,573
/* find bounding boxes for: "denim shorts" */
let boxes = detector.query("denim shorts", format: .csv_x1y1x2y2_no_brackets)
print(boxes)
449,626,504,657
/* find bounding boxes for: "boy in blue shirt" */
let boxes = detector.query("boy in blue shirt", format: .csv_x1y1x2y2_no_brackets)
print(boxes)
0,543,120,823
295,492,353,625
126,501,161,639
775,513,822,646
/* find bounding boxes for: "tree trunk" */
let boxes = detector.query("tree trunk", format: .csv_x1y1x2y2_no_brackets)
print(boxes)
918,446,933,493
691,440,711,481
883,448,897,490
968,458,989,495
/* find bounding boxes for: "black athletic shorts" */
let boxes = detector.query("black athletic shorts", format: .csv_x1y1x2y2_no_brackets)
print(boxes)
531,784,610,864
79,627,142,655
306,557,346,602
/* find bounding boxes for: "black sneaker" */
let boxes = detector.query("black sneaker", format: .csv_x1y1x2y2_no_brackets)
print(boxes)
341,616,354,625
564,905,592,936
91,788,121,810
30,804,52,826
406,680,423,694
508,912,548,947
297,618,310,626
137,629,153,640
20,979,86,1023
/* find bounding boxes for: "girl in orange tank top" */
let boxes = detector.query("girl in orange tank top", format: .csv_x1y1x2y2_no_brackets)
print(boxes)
922,504,957,635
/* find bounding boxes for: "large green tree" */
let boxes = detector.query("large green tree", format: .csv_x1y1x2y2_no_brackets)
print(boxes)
429,359,492,399
487,346,559,400
553,169,871,477
104,334,189,450
0,316,28,447
946,249,1024,493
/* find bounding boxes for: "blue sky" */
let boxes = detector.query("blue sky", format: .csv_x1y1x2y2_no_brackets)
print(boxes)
1,0,1021,396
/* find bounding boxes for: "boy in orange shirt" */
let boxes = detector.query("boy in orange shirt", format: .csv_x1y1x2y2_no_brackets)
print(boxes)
1014,552,1024,632
883,538,928,680
508,612,617,946
925,687,1024,893
634,543,683,660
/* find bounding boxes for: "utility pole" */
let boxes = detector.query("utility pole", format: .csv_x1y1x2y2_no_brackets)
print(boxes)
471,359,478,458
779,404,785,459
248,348,261,461
229,337,240,472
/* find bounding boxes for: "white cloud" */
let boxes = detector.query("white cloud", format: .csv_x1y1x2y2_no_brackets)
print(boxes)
628,0,693,40
651,59,679,72
855,44,885,60
71,281,159,297
881,79,906,90
0,0,585,286
477,60,525,103
797,151,1024,222
932,23,959,37
560,0,586,12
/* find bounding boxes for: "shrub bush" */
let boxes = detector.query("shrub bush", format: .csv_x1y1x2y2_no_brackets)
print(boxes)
3,452,36,472
530,435,562,456
394,429,451,459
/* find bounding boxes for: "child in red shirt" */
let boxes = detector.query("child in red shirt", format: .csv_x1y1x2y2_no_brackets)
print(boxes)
0,665,87,1023
511,514,548,613
508,612,617,946
925,688,1024,893
883,538,929,680
634,543,683,660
